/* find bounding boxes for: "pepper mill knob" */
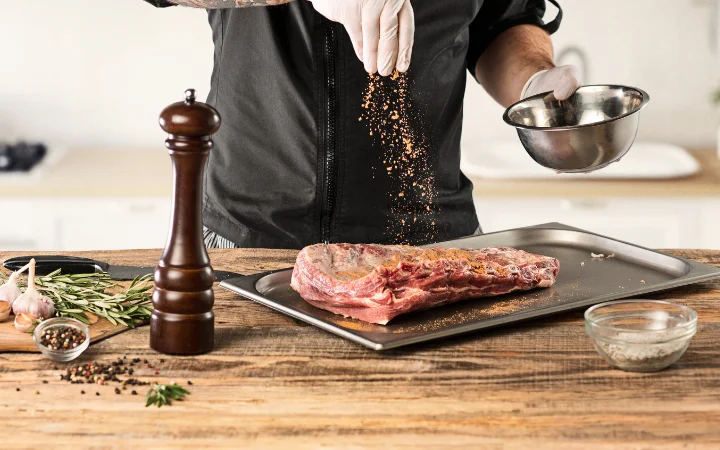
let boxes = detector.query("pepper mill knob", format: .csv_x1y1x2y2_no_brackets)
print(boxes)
151,89,221,355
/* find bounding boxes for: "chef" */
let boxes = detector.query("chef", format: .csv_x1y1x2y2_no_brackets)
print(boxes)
143,0,580,249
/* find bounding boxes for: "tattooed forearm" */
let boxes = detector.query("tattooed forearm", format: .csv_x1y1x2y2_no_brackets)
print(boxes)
170,0,295,7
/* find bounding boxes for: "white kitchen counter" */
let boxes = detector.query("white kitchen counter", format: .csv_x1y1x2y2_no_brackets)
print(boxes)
1,149,718,199
0,149,172,198
0,149,718,250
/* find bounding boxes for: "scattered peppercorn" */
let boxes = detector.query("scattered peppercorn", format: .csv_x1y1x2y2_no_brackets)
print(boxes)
96,392,100,396
160,359,165,363
143,359,148,364
81,390,85,394
42,380,48,384
114,388,121,395
35,390,40,395
16,387,20,392
131,390,137,395
187,381,193,386
38,326,86,351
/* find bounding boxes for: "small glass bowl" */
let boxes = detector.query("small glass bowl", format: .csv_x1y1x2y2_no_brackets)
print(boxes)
585,300,697,372
33,317,90,362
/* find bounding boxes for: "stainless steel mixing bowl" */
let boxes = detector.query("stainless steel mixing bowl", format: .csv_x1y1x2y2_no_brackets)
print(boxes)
503,85,650,173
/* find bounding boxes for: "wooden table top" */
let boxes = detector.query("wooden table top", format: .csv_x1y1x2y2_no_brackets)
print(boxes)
2,248,720,449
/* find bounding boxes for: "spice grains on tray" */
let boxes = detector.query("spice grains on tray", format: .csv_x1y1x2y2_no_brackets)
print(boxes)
290,243,560,325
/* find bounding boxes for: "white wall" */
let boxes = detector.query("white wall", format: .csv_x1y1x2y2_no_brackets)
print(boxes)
0,0,213,148
464,0,720,150
1,0,719,150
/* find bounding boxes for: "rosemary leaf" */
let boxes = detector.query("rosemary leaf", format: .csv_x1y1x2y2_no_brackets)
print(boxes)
17,269,154,328
145,384,190,408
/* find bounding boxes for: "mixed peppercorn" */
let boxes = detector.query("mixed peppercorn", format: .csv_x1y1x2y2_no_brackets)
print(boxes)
16,356,193,405
60,358,151,387
38,326,86,351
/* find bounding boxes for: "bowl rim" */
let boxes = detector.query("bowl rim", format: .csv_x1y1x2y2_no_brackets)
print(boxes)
503,84,651,131
33,317,91,354
585,324,696,346
584,299,698,335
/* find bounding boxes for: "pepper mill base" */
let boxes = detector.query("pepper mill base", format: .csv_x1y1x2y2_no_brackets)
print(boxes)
150,310,214,355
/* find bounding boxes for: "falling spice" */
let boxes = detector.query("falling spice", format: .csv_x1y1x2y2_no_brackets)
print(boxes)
360,71,438,243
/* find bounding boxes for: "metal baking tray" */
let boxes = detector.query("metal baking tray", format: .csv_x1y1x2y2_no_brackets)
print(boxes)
220,223,720,350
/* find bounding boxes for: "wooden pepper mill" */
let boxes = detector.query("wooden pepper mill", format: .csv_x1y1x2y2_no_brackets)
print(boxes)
151,89,221,355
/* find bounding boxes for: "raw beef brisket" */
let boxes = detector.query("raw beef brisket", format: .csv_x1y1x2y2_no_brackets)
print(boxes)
290,244,560,325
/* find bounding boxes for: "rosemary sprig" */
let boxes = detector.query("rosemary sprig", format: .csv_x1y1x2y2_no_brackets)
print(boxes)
146,384,190,408
19,269,154,327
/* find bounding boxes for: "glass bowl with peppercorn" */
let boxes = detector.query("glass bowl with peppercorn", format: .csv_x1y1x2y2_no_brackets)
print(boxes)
33,317,90,362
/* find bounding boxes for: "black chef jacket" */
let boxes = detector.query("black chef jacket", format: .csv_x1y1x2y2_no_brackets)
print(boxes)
143,0,561,249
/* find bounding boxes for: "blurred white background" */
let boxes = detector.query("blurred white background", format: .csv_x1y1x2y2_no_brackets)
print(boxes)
1,0,720,251
1,0,719,149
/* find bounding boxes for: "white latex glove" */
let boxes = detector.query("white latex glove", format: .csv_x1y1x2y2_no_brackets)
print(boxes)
521,65,582,100
309,0,415,76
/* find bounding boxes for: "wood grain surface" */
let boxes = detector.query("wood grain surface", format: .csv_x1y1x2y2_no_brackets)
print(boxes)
1,248,719,449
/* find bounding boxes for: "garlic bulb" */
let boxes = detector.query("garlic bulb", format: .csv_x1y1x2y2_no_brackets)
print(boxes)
14,312,36,333
12,259,55,320
0,262,30,306
0,301,11,322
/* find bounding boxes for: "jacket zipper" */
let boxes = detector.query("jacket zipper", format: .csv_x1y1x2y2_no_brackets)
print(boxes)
320,22,338,244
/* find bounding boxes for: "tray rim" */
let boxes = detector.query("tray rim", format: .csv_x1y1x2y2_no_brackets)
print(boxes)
219,222,720,350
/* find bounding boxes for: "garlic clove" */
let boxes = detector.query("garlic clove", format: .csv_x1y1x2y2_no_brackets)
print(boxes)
0,275,23,306
0,261,31,307
12,291,56,319
84,312,100,325
11,259,55,319
0,301,11,322
14,312,36,333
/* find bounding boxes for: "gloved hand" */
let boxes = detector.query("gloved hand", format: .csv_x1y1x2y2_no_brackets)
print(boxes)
309,0,414,76
521,65,582,100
